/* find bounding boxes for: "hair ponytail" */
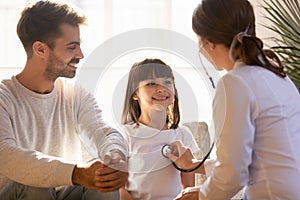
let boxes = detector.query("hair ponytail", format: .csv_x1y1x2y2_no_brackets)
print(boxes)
230,32,286,78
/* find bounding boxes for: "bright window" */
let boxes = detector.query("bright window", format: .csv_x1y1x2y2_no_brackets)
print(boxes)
0,0,225,131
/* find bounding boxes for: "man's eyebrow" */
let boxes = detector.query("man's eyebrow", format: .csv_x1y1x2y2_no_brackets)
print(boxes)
66,41,81,46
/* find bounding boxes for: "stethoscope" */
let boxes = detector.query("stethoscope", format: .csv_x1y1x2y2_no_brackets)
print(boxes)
161,53,215,172
161,142,214,172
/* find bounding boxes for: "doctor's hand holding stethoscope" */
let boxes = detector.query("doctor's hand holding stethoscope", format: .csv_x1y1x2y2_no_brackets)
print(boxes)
164,140,206,174
163,141,206,200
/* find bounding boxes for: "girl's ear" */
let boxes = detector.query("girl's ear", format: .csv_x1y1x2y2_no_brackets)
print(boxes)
132,93,139,100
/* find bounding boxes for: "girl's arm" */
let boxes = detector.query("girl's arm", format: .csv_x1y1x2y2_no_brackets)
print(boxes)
119,187,133,200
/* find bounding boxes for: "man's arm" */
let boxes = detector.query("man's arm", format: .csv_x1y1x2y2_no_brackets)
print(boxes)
0,105,75,188
72,86,128,191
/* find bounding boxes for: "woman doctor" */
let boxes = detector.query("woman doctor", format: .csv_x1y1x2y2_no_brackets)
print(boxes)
167,0,300,199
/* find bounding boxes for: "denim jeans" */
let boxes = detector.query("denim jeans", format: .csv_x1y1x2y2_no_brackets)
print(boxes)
0,181,119,200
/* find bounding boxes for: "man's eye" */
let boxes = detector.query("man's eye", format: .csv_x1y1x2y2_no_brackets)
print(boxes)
68,46,76,50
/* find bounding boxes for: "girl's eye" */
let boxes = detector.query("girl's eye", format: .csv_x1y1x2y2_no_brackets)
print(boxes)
164,80,173,85
146,82,156,86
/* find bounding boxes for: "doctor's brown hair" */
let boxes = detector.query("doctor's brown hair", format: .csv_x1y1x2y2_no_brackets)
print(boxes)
192,0,286,77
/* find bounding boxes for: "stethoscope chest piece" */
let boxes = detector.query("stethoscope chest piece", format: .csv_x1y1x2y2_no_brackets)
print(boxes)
161,144,171,158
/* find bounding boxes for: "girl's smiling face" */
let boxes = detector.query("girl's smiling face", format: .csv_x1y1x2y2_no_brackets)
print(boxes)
133,77,175,127
134,77,175,111
122,58,180,129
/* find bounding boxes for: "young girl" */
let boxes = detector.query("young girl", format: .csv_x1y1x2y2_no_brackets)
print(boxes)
120,58,199,200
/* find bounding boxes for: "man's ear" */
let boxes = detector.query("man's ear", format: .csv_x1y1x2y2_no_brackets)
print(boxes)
32,41,48,58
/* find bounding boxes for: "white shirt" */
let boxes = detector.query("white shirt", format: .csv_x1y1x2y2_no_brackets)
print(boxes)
200,62,300,199
123,123,199,200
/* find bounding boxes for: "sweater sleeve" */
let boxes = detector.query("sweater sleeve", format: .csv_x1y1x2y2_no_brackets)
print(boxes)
198,73,257,199
72,86,128,161
0,104,75,188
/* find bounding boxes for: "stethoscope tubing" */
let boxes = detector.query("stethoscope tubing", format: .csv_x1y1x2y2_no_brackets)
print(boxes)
162,143,214,173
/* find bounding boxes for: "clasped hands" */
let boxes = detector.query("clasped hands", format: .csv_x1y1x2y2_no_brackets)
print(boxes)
72,150,128,192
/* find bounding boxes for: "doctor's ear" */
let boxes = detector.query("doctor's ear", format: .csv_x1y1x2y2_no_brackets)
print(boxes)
208,42,216,51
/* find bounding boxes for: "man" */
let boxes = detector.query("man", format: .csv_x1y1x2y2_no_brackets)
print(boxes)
0,1,128,199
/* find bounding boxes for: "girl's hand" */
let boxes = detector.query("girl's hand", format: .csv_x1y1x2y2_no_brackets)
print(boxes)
173,186,200,200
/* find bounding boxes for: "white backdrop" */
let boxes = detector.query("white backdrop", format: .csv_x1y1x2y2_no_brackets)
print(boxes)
0,0,277,127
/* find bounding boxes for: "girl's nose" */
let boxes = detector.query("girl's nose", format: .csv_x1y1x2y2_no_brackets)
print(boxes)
156,84,166,93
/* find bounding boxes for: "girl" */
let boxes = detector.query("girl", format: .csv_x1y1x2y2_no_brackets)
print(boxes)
167,0,300,199
120,58,199,200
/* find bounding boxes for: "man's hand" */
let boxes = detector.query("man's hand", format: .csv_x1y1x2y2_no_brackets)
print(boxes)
72,152,128,192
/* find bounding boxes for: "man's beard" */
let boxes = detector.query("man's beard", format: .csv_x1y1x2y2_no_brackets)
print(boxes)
44,52,79,81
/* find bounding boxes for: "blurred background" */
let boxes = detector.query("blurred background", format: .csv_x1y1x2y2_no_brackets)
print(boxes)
0,0,277,128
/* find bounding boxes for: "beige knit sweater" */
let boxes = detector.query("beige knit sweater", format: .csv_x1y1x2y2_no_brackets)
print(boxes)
0,76,127,189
